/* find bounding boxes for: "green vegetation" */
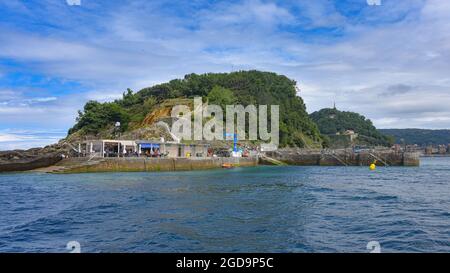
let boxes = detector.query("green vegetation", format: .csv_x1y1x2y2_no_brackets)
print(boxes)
68,101,130,135
207,85,236,110
68,70,322,148
379,129,450,146
310,108,393,147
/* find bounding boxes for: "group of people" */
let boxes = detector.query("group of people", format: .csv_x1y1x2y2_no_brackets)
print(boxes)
142,148,165,157
103,147,168,158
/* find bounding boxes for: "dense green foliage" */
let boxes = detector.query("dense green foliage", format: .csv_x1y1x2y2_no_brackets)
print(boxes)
68,101,130,135
68,71,322,147
207,85,236,110
310,108,392,147
379,129,450,146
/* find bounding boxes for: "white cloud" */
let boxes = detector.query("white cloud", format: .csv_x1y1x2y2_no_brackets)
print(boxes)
0,89,17,100
1,0,450,150
292,0,346,28
0,133,30,142
26,97,57,103
0,129,64,150
198,0,296,27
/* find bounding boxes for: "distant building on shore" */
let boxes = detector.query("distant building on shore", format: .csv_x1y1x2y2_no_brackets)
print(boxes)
335,129,359,143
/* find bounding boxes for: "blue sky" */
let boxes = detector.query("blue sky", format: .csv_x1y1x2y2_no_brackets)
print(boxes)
1,0,449,149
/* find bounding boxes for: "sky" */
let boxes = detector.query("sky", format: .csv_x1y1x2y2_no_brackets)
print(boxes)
0,0,449,150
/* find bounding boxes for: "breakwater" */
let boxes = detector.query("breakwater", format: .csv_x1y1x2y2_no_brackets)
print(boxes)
262,149,420,166
42,157,259,174
3,149,420,174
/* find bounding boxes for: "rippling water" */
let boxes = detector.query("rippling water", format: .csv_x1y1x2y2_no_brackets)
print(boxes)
0,157,449,253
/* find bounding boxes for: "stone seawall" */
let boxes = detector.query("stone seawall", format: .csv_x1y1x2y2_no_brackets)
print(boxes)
263,149,420,167
58,157,259,174
12,149,420,174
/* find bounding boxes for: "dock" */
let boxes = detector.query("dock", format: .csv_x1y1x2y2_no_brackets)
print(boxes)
262,149,420,167
33,157,259,174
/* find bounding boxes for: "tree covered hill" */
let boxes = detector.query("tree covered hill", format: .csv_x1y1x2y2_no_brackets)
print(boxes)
379,129,450,146
68,70,323,148
310,108,393,147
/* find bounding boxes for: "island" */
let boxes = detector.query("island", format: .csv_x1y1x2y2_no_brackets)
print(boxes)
0,71,420,173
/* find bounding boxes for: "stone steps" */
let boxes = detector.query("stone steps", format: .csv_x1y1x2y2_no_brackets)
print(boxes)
259,155,287,166
48,158,106,173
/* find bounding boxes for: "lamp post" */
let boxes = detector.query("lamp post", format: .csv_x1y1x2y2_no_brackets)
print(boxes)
114,121,121,138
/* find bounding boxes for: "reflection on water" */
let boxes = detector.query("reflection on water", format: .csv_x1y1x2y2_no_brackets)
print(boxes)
0,157,449,252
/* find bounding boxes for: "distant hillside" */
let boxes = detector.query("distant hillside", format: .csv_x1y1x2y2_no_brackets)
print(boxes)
310,108,393,147
379,129,450,146
68,70,323,148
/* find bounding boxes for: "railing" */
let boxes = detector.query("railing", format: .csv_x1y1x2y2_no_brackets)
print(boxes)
323,150,348,166
260,154,287,166
369,152,390,167
60,140,80,153
87,153,98,162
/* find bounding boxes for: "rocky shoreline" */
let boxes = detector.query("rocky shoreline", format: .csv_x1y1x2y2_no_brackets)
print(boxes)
0,143,70,173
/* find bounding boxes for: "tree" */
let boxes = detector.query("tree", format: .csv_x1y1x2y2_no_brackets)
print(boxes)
207,85,236,110
310,108,392,147
68,101,130,135
68,71,323,148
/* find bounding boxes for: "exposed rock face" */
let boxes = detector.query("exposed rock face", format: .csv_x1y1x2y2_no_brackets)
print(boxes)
142,106,173,126
0,143,70,172
121,125,174,142
0,154,63,172
141,98,193,127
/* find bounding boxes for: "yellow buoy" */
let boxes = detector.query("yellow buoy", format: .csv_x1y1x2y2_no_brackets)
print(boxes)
370,160,377,170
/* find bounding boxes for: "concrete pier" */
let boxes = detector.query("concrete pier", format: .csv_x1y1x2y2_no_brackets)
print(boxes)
9,149,420,174
263,149,420,167
42,157,259,174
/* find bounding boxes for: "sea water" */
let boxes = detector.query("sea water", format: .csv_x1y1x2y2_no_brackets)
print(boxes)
0,157,449,252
